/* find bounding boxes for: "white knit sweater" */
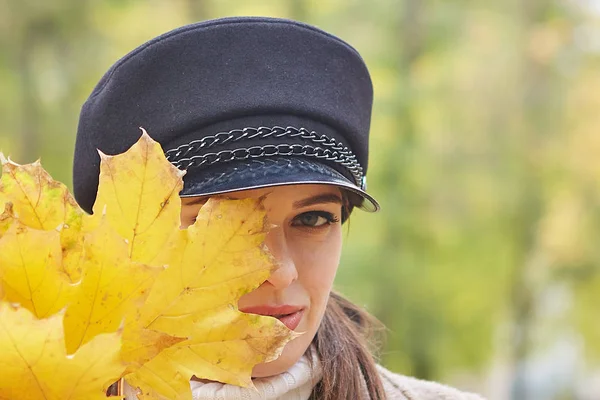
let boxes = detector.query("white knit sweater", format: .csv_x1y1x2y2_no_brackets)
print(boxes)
122,354,320,400
122,357,486,399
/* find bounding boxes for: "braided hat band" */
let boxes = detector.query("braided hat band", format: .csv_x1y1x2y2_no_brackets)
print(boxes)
166,126,379,212
165,126,366,191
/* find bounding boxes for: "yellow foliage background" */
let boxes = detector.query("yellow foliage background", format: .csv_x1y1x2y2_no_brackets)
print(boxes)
1,1,598,399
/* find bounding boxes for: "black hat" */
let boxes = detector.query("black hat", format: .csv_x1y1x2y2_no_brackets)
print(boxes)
73,16,379,214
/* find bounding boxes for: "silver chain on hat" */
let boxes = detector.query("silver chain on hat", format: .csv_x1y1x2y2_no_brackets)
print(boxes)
164,126,365,188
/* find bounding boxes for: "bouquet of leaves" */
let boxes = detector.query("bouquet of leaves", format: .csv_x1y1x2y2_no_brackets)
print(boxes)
0,131,295,400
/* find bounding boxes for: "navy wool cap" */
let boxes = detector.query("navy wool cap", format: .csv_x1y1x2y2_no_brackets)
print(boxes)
73,16,379,214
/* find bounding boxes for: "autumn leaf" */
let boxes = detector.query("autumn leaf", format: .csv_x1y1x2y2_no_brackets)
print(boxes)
60,200,86,284
0,157,75,230
63,217,163,354
0,218,71,318
82,130,295,394
125,310,295,400
123,198,295,399
87,130,185,266
0,202,14,237
120,326,186,373
0,131,296,399
0,156,84,283
0,191,6,215
137,199,275,335
0,301,125,400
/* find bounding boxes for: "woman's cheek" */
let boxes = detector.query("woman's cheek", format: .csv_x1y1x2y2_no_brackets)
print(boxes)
292,228,342,296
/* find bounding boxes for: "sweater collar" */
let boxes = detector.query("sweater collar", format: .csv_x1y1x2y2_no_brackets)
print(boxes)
122,351,322,400
189,352,322,400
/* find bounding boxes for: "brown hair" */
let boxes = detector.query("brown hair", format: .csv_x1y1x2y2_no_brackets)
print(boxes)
309,291,386,400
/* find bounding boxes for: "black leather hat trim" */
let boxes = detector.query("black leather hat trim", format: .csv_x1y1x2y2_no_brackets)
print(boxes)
180,157,379,212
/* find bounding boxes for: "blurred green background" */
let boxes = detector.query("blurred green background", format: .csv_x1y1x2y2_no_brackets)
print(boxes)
1,0,598,399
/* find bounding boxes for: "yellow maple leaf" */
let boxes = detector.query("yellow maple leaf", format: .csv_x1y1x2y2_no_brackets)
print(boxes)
123,198,295,399
0,157,75,230
0,202,14,237
0,218,71,318
87,130,185,266
137,199,275,334
82,130,295,392
0,301,125,400
0,156,84,283
63,217,163,354
0,131,296,399
126,310,294,400
120,325,187,374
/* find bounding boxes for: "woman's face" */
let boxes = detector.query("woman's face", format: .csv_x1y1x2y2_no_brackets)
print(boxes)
180,184,344,378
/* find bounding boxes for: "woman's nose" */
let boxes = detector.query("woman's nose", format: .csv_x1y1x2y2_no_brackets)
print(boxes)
264,227,298,289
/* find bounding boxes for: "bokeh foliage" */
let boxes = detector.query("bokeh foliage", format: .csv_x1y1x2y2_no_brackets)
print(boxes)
1,0,598,398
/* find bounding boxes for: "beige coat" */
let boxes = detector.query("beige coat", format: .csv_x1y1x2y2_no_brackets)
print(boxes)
376,365,485,400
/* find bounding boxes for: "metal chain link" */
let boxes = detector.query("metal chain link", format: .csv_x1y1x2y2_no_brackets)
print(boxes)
165,126,357,160
165,126,364,186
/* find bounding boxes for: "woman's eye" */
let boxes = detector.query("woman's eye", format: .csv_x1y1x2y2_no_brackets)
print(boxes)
291,211,339,228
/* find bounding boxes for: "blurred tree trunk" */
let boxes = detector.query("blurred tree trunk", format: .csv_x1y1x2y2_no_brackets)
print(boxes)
509,0,559,398
395,0,429,379
375,0,431,380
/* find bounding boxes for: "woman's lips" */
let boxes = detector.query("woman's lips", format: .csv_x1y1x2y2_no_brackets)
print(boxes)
276,310,304,330
239,305,305,331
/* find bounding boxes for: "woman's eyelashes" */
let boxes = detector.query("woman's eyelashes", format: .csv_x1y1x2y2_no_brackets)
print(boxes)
290,210,340,228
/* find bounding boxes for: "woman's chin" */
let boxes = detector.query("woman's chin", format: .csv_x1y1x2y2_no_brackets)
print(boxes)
250,314,317,378
251,335,309,378
251,349,298,378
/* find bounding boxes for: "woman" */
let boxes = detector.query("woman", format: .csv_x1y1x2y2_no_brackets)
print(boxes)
73,16,484,400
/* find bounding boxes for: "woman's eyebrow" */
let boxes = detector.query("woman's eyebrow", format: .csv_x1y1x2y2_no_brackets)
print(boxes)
293,193,343,209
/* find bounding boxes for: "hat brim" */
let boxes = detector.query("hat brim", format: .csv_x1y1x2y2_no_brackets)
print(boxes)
179,157,379,212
